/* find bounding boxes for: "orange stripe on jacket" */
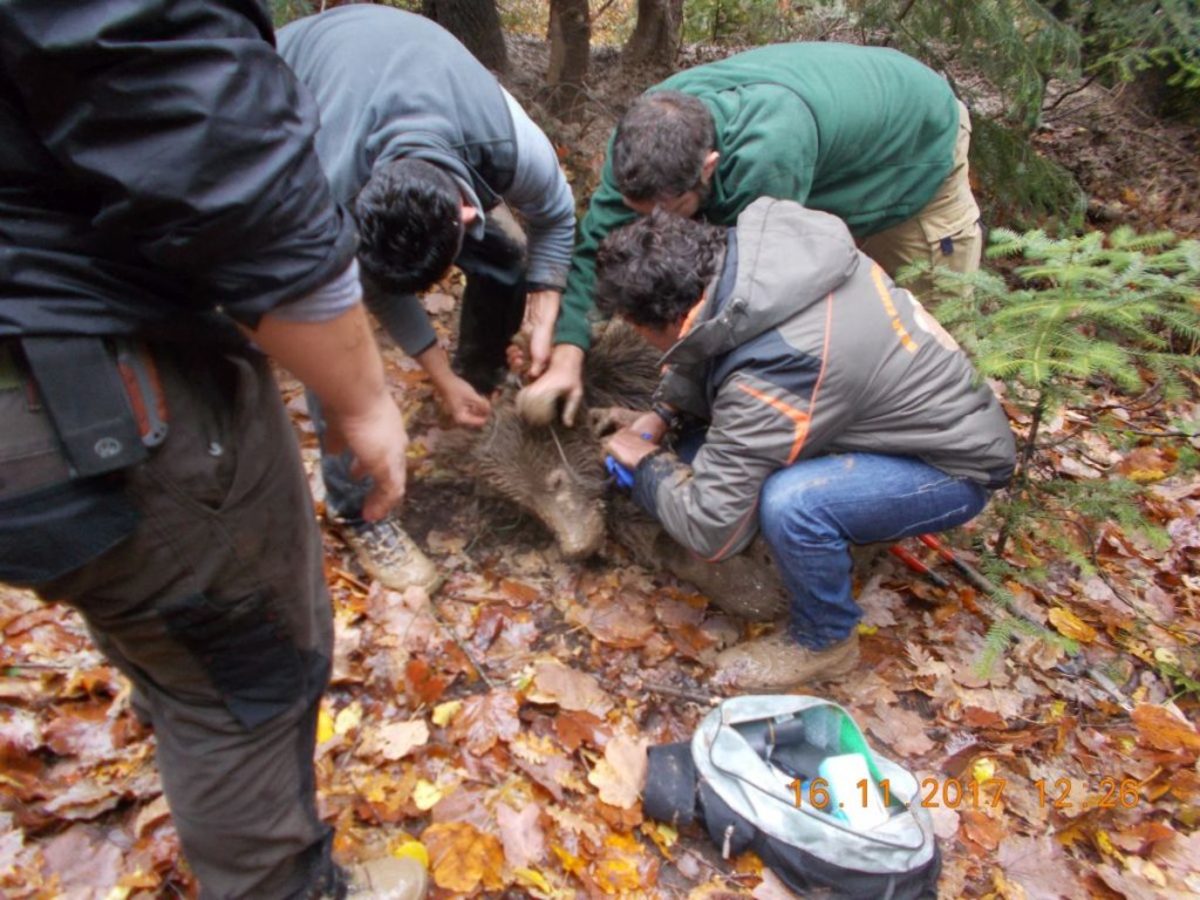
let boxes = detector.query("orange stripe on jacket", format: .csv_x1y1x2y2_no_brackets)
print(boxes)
734,293,835,465
870,264,918,354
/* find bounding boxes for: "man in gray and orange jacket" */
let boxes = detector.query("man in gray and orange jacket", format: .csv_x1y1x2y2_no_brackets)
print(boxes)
599,199,1014,691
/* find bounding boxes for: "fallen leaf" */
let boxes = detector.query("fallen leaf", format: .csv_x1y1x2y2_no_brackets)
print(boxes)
866,701,936,757
998,834,1082,899
497,801,546,869
333,701,363,737
422,821,505,893
421,292,457,315
528,661,614,717
753,867,803,899
403,658,449,706
554,710,610,752
1116,446,1176,483
413,780,444,812
448,689,520,754
567,591,657,648
431,700,461,727
1048,607,1098,643
359,719,429,762
1131,704,1200,754
593,832,657,893
587,734,648,809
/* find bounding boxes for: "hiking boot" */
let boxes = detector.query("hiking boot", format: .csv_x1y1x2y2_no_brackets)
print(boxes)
712,631,859,692
345,856,429,899
318,856,429,899
337,517,442,594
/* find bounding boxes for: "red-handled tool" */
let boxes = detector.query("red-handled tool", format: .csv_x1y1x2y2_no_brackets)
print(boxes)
888,544,950,589
916,533,998,595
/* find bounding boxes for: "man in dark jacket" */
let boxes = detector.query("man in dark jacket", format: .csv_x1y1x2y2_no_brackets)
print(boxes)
599,201,1014,691
0,2,422,896
520,41,981,427
278,6,576,593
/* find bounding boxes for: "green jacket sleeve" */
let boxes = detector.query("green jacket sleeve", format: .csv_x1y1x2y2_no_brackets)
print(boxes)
555,146,637,350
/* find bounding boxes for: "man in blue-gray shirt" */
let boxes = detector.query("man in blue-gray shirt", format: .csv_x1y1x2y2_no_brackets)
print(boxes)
279,6,576,592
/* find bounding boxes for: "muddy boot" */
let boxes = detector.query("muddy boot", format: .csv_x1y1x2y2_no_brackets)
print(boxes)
712,631,860,692
321,856,429,899
337,517,442,594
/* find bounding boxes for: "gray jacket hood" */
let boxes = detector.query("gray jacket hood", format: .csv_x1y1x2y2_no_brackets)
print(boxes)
664,198,859,366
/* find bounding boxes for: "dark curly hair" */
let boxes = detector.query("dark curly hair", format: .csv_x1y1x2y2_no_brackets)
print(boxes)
354,158,463,294
594,209,726,329
612,91,715,202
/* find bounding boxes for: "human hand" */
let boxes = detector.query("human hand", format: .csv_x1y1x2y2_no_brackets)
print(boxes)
515,343,585,427
510,290,560,379
436,373,492,428
604,428,659,470
325,392,409,522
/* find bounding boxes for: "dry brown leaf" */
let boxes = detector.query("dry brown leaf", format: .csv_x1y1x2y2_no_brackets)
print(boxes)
498,578,541,607
422,821,505,893
554,709,610,752
528,661,614,717
1116,445,1177,483
448,689,520,755
1131,704,1200,754
403,658,449,706
421,292,457,315
997,834,1082,900
866,701,936,757
496,801,546,870
359,719,429,762
587,733,647,809
567,590,657,648
511,733,586,800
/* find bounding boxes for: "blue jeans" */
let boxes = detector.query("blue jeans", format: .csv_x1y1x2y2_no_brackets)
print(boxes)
758,453,989,649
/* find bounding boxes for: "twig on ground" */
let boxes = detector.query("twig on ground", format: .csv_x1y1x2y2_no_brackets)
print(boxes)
428,597,497,690
642,681,719,705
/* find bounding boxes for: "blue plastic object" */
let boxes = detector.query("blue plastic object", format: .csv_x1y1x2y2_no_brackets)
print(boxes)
605,433,653,490
605,455,636,489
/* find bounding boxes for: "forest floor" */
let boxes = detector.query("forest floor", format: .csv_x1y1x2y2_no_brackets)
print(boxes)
2,33,1200,900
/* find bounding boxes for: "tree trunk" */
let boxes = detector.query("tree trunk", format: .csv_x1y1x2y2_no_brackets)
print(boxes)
547,0,590,119
622,0,682,72
422,0,508,74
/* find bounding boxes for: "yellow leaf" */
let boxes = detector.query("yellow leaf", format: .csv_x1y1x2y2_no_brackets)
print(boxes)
423,821,505,893
1043,700,1067,723
432,700,462,727
640,821,677,858
1048,607,1097,643
972,757,996,784
515,867,554,893
551,844,588,876
334,701,363,736
1154,647,1180,667
1095,829,1122,860
316,708,335,744
595,856,641,893
390,839,429,868
413,779,443,811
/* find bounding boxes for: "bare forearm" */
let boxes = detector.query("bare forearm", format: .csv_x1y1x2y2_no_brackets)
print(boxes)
249,304,387,415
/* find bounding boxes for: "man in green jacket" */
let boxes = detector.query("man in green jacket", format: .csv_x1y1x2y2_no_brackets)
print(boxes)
519,42,981,423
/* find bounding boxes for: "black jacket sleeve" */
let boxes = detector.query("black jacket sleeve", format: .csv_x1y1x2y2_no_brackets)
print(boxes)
0,0,355,323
